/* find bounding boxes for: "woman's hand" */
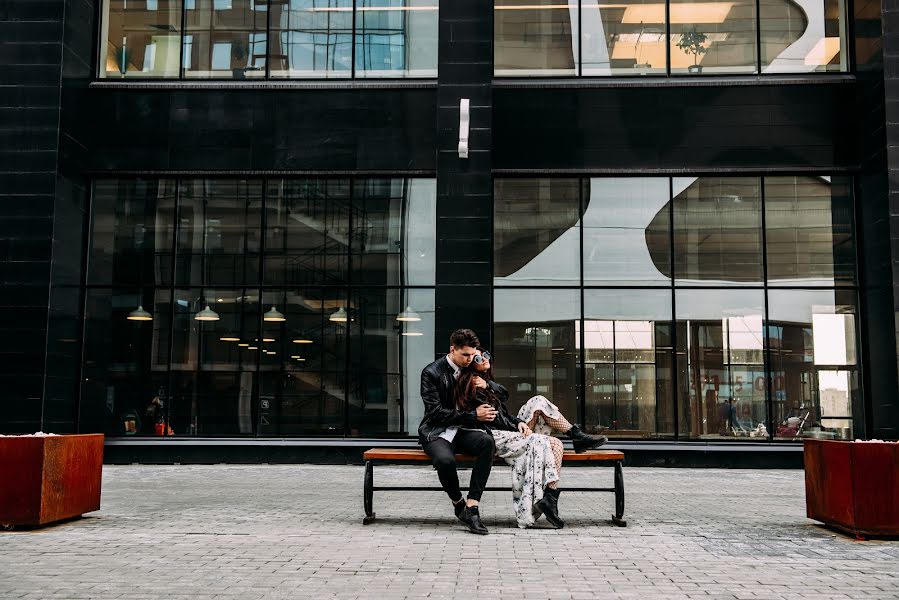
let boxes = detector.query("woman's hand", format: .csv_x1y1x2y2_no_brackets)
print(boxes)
518,422,532,437
472,376,488,389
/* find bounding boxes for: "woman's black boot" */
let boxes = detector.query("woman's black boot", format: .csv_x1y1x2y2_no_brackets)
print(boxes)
566,424,608,453
534,486,564,529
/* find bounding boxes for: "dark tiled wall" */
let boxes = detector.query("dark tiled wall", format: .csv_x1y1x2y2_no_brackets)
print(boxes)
0,0,65,433
434,0,493,354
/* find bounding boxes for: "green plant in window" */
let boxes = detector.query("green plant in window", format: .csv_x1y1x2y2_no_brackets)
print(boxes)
676,28,708,72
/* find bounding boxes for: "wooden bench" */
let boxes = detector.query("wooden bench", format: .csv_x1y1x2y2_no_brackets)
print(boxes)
362,448,626,527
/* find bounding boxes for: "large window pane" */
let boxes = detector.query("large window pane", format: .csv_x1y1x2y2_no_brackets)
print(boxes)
768,290,858,441
176,179,263,286
89,179,177,286
583,177,671,285
494,178,581,286
765,176,855,286
352,179,436,286
493,289,581,423
347,288,435,435
355,0,438,78
583,289,674,438
760,0,846,72
581,0,667,76
81,289,171,436
101,0,182,78
494,0,578,76
676,289,767,440
184,0,267,79
669,0,758,74
269,0,353,78
673,177,763,285
263,179,351,286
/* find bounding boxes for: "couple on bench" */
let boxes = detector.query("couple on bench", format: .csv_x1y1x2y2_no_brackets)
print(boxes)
418,328,607,534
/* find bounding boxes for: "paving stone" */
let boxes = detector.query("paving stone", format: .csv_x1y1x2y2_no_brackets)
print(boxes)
0,465,897,599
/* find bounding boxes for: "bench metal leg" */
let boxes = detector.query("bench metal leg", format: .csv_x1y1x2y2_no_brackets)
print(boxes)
363,460,376,524
611,460,627,527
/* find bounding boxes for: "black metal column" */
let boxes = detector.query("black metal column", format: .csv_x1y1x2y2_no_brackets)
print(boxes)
433,0,494,355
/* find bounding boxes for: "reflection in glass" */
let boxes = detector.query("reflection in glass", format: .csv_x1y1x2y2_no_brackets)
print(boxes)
101,0,183,78
760,0,846,72
352,179,437,286
765,176,855,286
89,179,177,286
673,177,763,285
669,0,758,74
583,178,671,285
768,290,857,441
81,289,171,435
184,0,267,78
264,179,351,286
582,0,667,75
493,289,581,421
494,0,578,76
582,290,674,438
269,0,353,78
347,289,435,435
176,179,263,286
494,178,581,286
355,0,438,78
676,289,767,439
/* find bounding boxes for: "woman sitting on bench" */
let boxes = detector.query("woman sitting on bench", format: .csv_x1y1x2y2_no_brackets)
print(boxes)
455,348,607,529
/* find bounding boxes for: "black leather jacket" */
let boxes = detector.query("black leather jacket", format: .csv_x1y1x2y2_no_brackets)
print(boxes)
476,381,524,433
418,357,523,444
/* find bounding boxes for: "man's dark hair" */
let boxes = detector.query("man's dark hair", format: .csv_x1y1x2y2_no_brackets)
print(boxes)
450,328,480,349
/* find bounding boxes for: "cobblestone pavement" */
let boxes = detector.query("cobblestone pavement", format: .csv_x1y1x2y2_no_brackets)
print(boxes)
1,465,898,600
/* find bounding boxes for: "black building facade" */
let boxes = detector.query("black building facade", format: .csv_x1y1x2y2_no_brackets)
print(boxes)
2,0,898,462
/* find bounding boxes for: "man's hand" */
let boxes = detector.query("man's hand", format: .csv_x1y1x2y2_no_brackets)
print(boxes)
517,422,532,437
473,376,487,389
476,404,497,422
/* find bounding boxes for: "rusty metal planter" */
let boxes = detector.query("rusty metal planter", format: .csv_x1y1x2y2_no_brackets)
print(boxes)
0,434,104,527
804,439,899,539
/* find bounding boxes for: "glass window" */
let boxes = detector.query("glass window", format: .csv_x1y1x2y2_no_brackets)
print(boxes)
768,290,858,441
80,289,172,436
669,0,758,74
760,0,846,72
494,0,578,76
583,289,674,438
352,179,437,286
269,0,353,78
765,176,855,286
89,179,177,286
494,178,581,286
673,177,763,285
101,0,183,78
263,179,351,286
676,289,767,440
176,179,263,286
347,288,436,435
493,289,581,422
583,177,671,285
582,0,667,76
184,0,267,79
355,0,438,78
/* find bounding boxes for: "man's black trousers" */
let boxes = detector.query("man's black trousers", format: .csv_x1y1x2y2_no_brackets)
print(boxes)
421,428,495,502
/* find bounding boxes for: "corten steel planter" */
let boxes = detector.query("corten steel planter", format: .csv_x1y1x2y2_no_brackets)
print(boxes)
0,434,104,528
804,439,899,539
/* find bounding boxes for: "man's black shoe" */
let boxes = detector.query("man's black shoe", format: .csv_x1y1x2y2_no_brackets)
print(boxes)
454,499,467,522
566,424,608,453
534,487,564,529
459,505,489,535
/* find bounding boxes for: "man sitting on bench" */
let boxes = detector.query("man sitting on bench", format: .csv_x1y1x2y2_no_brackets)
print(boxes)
418,328,497,535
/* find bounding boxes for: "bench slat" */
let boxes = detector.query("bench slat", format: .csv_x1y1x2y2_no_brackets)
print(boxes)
363,448,624,461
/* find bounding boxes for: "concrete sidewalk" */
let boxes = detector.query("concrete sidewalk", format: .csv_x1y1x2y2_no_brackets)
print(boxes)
1,465,897,599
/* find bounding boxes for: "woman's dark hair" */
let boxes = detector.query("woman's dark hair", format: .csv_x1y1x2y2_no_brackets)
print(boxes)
454,347,497,411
